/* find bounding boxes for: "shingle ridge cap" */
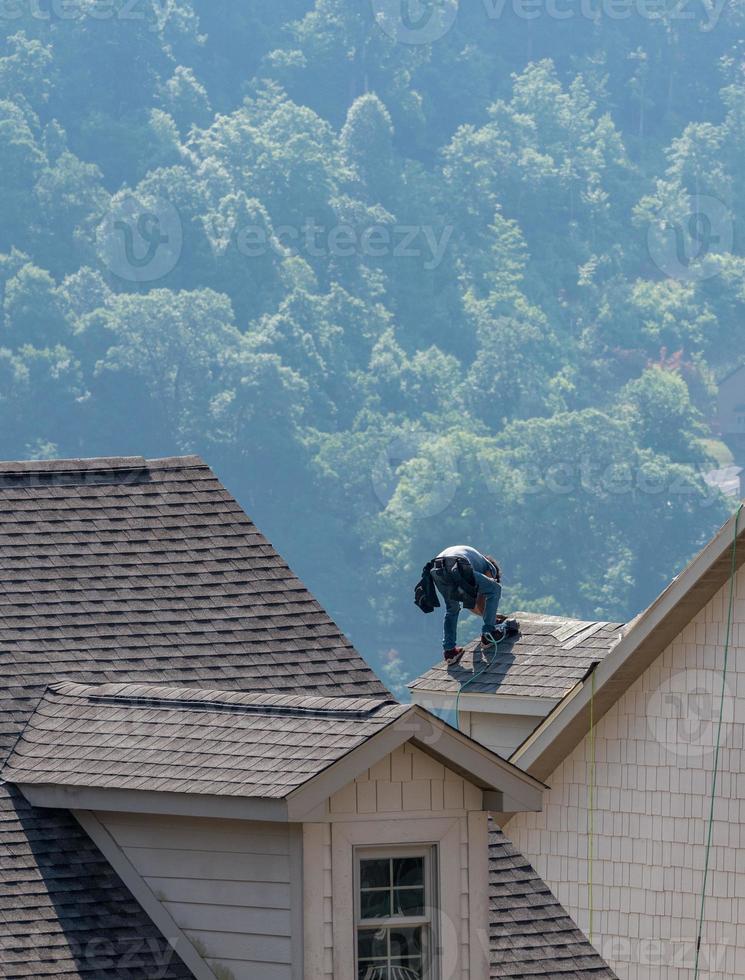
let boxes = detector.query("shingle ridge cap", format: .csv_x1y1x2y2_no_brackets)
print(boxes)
49,681,401,721
145,454,207,469
0,454,208,476
0,455,148,474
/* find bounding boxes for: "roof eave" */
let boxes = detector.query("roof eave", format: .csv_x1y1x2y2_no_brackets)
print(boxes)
16,782,290,823
410,687,560,717
12,706,545,822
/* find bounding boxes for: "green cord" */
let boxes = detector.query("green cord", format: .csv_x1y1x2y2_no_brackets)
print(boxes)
455,633,505,732
694,503,743,978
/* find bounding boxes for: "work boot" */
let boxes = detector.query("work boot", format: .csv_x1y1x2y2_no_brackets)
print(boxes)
481,626,506,647
443,647,465,665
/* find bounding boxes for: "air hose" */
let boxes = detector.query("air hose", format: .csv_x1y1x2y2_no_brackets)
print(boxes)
455,632,505,733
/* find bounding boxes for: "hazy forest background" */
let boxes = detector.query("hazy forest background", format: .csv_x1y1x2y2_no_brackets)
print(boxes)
1,0,744,692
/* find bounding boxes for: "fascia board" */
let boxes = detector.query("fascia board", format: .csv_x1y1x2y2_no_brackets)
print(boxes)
286,713,414,820
410,688,560,717
286,706,544,820
17,783,289,822
407,708,544,810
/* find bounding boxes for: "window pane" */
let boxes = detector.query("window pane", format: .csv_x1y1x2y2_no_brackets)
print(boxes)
361,888,392,919
393,857,424,888
360,858,391,889
357,927,388,960
357,962,387,980
390,958,424,978
358,961,423,980
394,887,425,916
389,926,423,959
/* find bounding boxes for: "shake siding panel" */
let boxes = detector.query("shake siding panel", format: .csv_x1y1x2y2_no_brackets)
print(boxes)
506,567,745,980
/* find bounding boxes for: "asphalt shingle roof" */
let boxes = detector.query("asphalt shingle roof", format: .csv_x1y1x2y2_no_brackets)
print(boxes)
489,824,617,978
0,454,388,979
410,613,625,700
0,454,387,738
4,682,405,799
0,783,194,978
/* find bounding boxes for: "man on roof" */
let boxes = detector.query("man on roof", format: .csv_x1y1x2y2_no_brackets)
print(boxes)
414,545,505,664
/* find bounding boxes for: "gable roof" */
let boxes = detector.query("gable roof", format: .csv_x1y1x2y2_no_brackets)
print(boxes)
513,507,745,782
6,681,545,822
409,613,624,709
0,454,388,980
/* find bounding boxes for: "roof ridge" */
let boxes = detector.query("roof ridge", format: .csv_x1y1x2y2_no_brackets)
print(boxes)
0,456,148,474
0,454,208,475
50,681,400,720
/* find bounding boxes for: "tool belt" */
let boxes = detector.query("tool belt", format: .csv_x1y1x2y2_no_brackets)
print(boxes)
432,556,478,609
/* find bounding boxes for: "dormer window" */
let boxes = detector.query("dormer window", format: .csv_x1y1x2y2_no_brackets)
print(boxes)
355,846,438,979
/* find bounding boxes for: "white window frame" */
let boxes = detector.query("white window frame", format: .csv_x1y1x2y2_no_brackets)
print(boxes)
354,844,439,980
326,816,484,980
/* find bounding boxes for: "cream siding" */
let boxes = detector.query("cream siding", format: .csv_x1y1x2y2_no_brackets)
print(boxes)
304,743,489,980
461,709,542,758
504,567,745,980
93,743,492,980
97,812,301,980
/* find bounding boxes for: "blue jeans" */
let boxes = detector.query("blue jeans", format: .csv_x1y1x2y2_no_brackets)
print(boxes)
432,568,502,650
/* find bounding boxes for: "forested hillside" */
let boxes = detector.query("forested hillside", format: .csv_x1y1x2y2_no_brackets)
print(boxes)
1,0,742,689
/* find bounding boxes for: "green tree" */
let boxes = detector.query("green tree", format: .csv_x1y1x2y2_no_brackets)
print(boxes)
3,264,68,347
